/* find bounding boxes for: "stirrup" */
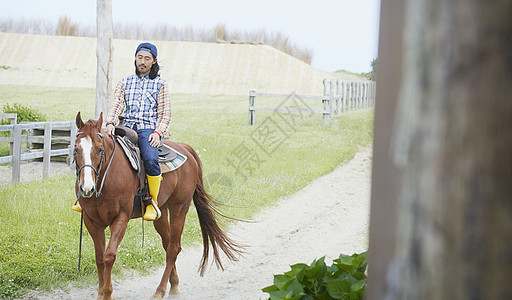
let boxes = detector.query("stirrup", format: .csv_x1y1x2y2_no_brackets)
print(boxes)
143,198,161,221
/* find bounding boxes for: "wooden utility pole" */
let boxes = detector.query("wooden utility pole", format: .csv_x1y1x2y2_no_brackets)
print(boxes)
95,0,113,119
368,0,512,299
366,0,404,298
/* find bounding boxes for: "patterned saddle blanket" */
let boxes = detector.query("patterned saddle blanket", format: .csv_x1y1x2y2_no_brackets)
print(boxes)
113,125,188,218
114,125,187,174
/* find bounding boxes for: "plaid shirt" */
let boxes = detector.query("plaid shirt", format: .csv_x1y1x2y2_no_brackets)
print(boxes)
106,74,171,137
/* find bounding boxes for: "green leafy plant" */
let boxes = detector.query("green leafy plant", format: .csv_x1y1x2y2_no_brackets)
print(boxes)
262,251,368,300
1,102,47,124
368,58,377,81
1,103,47,157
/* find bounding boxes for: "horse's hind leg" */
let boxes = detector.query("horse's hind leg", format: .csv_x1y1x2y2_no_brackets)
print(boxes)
152,204,179,295
153,205,180,295
152,200,191,298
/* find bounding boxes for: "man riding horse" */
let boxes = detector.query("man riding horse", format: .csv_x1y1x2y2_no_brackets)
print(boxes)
73,42,171,221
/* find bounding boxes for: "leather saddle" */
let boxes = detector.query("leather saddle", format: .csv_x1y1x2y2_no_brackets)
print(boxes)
112,120,179,218
114,124,177,164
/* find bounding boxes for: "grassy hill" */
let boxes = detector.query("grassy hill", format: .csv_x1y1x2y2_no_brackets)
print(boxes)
0,32,365,96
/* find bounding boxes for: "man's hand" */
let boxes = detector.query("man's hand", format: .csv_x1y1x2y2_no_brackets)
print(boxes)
106,123,115,136
148,132,161,147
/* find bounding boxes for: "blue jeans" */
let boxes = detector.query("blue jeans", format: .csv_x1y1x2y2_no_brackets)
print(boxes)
135,128,161,176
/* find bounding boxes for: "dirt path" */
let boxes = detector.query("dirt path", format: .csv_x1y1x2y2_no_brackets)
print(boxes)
0,161,74,187
22,147,372,300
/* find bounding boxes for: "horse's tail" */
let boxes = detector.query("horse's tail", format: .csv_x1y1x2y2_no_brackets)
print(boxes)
183,144,244,276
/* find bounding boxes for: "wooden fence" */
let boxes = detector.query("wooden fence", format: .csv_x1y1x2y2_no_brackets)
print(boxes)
248,80,376,126
331,80,377,113
0,113,76,184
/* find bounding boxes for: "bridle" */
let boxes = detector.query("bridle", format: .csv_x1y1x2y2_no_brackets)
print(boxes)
74,130,118,272
74,132,116,198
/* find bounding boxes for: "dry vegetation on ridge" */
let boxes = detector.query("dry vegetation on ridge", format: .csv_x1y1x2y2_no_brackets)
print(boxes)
0,16,314,65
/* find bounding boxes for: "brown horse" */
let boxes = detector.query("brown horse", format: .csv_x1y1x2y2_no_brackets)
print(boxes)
73,112,243,300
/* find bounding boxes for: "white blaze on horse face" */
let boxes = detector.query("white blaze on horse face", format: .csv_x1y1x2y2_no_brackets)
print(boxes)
80,136,96,193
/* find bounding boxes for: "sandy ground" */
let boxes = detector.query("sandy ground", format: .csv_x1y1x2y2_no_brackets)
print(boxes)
0,161,74,187
20,147,372,300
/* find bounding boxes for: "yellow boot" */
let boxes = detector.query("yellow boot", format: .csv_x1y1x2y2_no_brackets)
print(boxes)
72,199,82,212
143,174,162,221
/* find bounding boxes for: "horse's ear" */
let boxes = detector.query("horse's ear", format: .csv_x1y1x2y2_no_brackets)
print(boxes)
75,112,84,130
97,112,103,127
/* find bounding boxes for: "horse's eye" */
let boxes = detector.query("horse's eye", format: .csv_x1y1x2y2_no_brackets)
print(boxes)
97,133,104,139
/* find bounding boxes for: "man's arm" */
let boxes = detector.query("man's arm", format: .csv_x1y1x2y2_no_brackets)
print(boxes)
154,81,171,138
105,80,126,135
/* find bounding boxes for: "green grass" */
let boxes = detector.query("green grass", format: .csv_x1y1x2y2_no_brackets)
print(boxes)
0,85,374,299
0,85,95,121
0,143,7,157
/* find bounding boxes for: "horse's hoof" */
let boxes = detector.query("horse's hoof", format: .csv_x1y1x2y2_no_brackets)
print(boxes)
151,292,165,299
169,287,180,295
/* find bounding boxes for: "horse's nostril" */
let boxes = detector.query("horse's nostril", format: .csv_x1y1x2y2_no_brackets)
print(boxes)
80,184,95,198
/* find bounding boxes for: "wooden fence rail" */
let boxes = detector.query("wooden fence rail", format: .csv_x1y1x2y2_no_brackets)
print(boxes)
1,113,17,156
328,79,377,113
0,115,76,184
248,80,376,126
248,91,331,126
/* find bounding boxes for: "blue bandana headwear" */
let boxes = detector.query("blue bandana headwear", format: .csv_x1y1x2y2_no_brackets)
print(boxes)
135,42,157,58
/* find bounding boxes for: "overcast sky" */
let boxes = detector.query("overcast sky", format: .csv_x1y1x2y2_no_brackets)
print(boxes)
0,0,380,73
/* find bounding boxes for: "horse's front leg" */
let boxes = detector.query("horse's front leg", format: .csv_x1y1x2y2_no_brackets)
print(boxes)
83,215,107,300
169,265,179,295
101,214,130,300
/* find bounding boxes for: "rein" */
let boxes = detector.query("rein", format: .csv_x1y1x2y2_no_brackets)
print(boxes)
96,134,117,197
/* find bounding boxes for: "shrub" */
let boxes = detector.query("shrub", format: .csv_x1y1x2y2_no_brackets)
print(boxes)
56,16,78,36
262,251,368,300
1,103,46,124
0,103,47,156
368,58,377,81
214,23,227,42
